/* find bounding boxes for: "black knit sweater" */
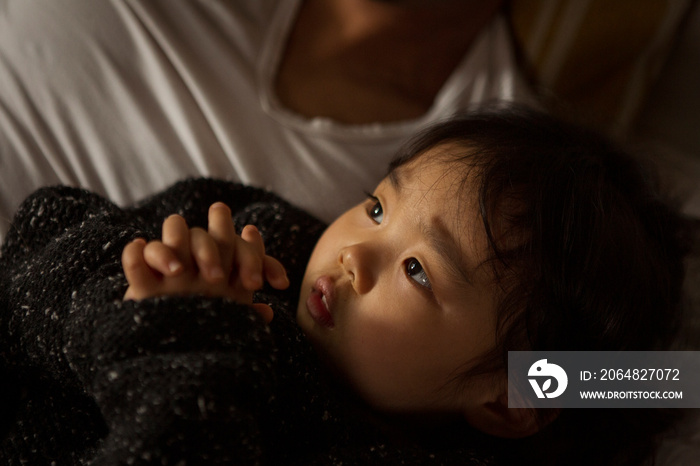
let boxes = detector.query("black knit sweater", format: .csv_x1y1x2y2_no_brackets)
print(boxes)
0,178,495,465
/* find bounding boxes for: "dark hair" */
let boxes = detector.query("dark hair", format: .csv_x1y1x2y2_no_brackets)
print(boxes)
389,105,691,465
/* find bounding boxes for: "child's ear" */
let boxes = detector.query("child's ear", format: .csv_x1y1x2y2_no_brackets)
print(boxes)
464,393,553,438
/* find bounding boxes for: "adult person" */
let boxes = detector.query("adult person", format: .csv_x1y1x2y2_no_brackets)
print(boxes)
0,0,532,241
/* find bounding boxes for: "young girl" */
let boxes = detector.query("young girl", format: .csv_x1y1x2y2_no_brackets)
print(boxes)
0,107,690,465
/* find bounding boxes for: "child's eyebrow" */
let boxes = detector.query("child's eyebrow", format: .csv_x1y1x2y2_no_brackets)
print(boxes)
389,167,474,287
421,218,474,287
388,169,402,191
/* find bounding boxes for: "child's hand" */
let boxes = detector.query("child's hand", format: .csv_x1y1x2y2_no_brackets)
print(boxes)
122,202,289,322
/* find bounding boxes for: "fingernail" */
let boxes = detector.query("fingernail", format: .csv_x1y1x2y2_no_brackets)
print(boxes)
169,261,183,273
252,273,263,286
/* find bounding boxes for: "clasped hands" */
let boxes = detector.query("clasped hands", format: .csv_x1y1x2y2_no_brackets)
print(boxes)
122,202,289,322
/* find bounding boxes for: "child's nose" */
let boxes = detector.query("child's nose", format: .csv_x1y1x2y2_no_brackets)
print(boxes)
338,243,375,294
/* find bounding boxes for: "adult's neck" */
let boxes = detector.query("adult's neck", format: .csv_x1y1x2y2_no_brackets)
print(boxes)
318,1,501,62
276,0,505,123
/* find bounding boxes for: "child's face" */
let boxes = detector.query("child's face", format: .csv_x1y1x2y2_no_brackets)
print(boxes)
297,147,500,416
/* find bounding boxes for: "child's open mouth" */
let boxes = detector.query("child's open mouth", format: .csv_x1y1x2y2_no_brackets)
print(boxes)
306,277,335,329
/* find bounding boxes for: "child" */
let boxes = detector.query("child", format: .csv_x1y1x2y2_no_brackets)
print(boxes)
0,106,690,465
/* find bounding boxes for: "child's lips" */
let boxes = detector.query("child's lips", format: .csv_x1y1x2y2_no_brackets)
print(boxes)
306,276,335,329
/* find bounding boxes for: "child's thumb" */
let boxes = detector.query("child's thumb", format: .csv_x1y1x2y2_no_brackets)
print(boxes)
251,303,274,323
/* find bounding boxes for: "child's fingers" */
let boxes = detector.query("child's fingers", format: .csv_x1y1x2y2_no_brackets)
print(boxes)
251,303,274,324
240,224,265,255
263,255,290,290
232,229,264,290
207,204,240,284
122,239,158,299
207,203,235,265
161,214,192,267
189,227,225,282
240,225,288,290
142,241,184,276
122,239,148,281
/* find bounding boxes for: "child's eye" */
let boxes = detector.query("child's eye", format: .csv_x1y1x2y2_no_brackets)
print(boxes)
365,194,384,224
405,258,432,290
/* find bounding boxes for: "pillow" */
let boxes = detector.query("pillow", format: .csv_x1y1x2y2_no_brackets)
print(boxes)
508,0,696,136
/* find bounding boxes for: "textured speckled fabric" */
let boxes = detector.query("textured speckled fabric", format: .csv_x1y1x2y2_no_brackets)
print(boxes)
0,178,495,465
